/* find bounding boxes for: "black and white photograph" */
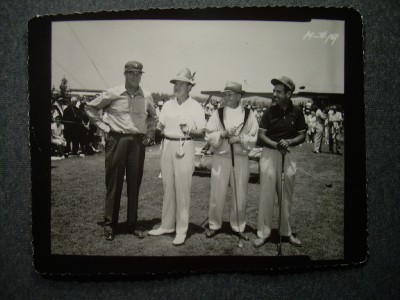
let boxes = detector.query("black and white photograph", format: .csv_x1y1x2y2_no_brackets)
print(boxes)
29,7,366,274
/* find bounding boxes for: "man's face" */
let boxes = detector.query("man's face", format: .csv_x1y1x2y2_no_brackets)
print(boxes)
272,84,291,106
124,71,142,87
173,81,192,98
223,91,241,108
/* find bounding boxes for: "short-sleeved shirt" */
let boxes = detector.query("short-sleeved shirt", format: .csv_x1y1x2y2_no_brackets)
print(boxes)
159,97,206,139
51,123,64,138
259,100,307,142
85,85,156,135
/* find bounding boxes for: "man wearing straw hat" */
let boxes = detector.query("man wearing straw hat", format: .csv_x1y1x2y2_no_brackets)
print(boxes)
148,68,206,246
85,60,157,241
253,76,307,248
204,82,259,241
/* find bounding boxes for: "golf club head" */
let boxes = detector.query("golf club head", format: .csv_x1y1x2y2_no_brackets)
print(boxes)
238,241,244,248
326,183,333,188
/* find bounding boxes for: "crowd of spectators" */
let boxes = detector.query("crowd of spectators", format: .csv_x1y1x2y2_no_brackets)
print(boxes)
51,93,344,160
51,94,105,160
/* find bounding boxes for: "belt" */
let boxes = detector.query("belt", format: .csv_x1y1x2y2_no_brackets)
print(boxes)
165,136,192,141
110,131,144,138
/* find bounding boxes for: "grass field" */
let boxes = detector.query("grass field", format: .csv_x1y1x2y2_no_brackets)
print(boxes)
51,141,344,259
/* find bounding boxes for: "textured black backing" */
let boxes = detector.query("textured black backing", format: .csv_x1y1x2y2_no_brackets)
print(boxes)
1,0,399,298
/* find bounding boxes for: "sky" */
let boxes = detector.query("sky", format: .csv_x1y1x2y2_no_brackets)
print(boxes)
52,19,344,97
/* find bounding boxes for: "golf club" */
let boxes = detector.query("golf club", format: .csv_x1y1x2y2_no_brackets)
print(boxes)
297,167,333,188
277,152,285,256
230,144,244,248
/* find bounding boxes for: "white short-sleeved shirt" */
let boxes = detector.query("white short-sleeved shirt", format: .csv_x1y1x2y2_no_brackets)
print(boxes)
51,123,64,137
159,97,206,139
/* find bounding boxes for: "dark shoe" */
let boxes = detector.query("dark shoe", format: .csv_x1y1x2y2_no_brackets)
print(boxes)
127,225,144,239
236,232,249,241
132,230,144,239
205,228,219,238
312,150,320,154
104,226,114,241
253,237,268,248
336,151,342,155
288,235,302,247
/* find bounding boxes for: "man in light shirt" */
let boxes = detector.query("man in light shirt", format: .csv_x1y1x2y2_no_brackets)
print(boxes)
148,68,206,246
204,82,258,240
85,60,157,241
328,105,343,155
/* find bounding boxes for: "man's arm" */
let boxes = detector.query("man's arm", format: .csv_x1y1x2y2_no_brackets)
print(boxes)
84,92,112,133
258,128,279,149
278,130,306,149
189,104,206,139
144,96,157,141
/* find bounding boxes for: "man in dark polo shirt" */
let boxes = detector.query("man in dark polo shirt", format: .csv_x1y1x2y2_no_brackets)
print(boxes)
85,61,157,241
253,76,307,248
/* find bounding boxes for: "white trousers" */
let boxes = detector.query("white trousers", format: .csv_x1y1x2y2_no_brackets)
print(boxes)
159,139,195,236
209,155,249,232
257,148,296,238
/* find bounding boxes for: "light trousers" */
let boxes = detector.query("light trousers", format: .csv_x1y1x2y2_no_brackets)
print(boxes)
209,154,249,232
314,123,324,152
257,147,296,238
159,139,195,236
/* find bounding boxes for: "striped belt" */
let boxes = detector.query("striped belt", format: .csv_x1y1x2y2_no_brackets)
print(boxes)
164,136,192,141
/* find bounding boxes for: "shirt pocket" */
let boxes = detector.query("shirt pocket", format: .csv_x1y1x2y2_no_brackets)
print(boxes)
131,98,147,118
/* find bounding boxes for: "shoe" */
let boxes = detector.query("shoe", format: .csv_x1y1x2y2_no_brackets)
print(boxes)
253,237,268,248
205,228,219,238
288,235,302,247
104,226,114,241
127,225,144,239
336,151,342,155
158,172,162,179
148,227,175,236
236,232,250,241
172,234,186,246
312,150,320,154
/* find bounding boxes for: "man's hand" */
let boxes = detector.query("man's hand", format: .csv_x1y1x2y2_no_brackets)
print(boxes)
227,126,238,136
221,130,229,138
142,136,154,146
228,135,240,144
277,139,290,150
156,122,165,131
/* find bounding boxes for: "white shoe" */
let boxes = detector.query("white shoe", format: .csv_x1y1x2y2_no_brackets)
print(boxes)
158,172,162,179
172,234,186,246
148,228,174,236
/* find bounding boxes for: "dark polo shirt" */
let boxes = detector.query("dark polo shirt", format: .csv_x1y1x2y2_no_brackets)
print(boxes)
259,100,307,142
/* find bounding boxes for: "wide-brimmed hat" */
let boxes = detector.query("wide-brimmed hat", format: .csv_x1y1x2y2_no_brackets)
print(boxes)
124,61,144,73
271,76,295,92
170,68,196,86
222,81,245,95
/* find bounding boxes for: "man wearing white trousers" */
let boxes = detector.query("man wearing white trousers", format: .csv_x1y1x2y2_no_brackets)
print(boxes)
253,76,307,248
204,82,258,240
148,68,206,246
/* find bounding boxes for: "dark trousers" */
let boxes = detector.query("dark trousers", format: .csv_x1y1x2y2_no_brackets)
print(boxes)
104,132,145,227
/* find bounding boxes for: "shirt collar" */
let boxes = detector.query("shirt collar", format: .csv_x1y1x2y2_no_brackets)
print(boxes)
173,96,192,106
119,85,144,97
275,99,294,114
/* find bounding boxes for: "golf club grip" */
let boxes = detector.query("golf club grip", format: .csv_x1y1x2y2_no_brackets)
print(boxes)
230,144,235,166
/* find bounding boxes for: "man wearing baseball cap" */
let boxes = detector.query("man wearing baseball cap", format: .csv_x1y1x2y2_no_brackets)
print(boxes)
148,68,206,246
253,76,307,248
204,82,259,240
85,60,157,241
